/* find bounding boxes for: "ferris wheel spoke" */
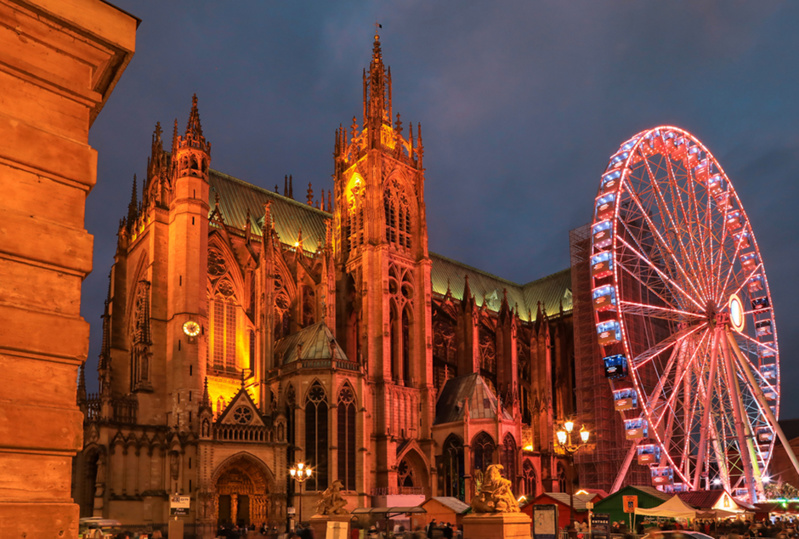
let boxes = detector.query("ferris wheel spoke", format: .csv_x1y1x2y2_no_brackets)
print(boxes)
650,329,711,432
716,227,751,303
617,236,706,312
641,157,691,268
716,219,748,299
618,300,704,322
722,262,763,309
622,183,707,304
616,261,690,315
638,345,682,431
631,322,707,369
731,329,777,360
686,155,722,301
662,154,712,297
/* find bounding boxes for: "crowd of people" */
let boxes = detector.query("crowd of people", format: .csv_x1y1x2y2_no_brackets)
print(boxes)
590,517,799,539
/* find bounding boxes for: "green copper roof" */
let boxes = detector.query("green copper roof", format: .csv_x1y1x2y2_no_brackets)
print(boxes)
209,170,329,254
206,170,572,320
430,253,572,322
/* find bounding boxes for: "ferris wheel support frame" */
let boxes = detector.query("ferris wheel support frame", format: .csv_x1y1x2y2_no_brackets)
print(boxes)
727,328,799,492
691,329,721,490
720,326,762,501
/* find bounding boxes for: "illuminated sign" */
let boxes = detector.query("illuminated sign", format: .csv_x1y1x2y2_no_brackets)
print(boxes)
728,294,745,332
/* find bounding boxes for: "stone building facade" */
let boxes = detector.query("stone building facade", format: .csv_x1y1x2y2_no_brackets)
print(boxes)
0,1,136,537
73,35,577,536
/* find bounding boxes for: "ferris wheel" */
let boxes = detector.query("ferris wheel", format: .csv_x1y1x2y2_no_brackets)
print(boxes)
589,126,788,502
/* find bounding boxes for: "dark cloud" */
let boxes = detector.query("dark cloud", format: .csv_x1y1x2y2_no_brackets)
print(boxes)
84,1,799,418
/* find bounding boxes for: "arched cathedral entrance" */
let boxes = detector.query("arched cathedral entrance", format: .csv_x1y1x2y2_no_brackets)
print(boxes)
212,454,272,527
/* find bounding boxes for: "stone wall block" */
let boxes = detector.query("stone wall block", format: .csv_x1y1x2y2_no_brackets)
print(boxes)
0,111,97,189
0,208,94,274
0,403,83,453
0,163,87,228
0,502,78,538
0,353,80,407
0,257,83,316
0,304,90,361
0,453,74,501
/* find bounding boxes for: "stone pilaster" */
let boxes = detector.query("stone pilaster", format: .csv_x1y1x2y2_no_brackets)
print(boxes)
0,1,136,537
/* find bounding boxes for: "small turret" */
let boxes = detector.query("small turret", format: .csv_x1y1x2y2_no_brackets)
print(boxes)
173,94,211,181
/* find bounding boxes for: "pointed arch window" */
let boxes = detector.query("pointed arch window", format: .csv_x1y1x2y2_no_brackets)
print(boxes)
433,317,457,393
346,178,365,253
501,433,518,493
442,434,465,500
305,382,328,491
479,325,497,388
285,385,296,466
302,286,315,327
522,459,537,497
389,265,414,387
557,463,567,493
337,385,357,491
384,180,412,250
273,290,290,341
210,279,238,374
131,280,153,391
398,457,415,488
472,432,495,475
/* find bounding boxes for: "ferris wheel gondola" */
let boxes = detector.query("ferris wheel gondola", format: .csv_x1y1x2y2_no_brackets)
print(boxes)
588,126,792,502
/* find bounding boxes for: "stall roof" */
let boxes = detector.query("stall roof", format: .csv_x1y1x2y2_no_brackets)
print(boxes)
352,507,427,515
423,497,470,514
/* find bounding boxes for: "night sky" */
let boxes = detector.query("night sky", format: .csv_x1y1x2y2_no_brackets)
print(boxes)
84,2,799,418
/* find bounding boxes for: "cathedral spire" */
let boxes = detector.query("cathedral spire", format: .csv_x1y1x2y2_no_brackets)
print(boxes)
171,118,179,156
185,94,205,144
127,174,138,230
364,29,391,131
99,272,112,370
201,377,211,411
148,121,163,181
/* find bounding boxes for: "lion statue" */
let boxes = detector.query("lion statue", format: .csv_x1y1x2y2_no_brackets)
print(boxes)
316,479,349,515
470,464,519,513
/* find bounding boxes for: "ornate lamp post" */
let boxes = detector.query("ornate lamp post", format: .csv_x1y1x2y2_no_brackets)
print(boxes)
555,420,590,530
289,462,313,529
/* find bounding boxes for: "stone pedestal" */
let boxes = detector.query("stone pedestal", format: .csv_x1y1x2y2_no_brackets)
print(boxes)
462,512,533,539
168,518,185,539
309,513,352,539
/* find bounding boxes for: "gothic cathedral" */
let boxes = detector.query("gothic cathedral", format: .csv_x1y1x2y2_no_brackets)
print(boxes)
73,34,576,537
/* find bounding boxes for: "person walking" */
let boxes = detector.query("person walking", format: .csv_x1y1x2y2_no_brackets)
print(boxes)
427,519,437,539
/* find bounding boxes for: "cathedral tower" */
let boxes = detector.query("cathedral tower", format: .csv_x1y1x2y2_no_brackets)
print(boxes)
333,32,435,491
166,94,211,431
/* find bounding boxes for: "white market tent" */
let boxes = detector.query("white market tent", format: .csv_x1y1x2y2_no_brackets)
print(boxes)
635,495,698,519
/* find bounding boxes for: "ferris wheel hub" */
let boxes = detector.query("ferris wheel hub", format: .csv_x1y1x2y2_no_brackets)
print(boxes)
728,293,745,332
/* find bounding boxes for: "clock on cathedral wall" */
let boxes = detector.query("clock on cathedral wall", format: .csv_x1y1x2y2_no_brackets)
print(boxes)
182,320,201,337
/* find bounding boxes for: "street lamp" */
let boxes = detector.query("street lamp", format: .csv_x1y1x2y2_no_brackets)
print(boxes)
555,420,590,531
289,462,313,529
